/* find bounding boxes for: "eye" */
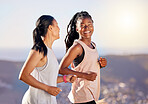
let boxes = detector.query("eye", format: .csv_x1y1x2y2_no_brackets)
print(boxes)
81,25,85,28
88,24,93,27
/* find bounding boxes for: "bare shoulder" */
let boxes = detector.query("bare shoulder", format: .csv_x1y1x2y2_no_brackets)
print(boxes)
59,43,83,68
68,43,83,56
30,49,43,56
27,49,44,61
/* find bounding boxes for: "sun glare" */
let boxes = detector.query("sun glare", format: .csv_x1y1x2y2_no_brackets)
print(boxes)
123,16,133,26
120,14,135,28
114,12,138,35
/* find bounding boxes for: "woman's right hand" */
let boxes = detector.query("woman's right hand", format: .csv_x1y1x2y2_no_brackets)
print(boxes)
83,72,97,81
45,86,62,96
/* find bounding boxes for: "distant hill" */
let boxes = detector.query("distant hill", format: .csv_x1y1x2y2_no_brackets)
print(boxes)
101,54,148,93
0,60,25,104
0,54,148,104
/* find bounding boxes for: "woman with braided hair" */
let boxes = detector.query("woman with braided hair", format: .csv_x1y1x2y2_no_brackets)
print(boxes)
59,11,107,104
19,15,76,104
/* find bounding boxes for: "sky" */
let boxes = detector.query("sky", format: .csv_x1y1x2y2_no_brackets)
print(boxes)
0,0,148,61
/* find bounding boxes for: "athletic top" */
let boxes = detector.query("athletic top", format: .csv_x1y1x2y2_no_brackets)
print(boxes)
68,39,100,103
22,47,59,104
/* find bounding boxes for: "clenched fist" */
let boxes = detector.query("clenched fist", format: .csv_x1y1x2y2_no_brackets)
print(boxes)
98,57,107,68
66,75,77,83
45,86,62,96
84,71,97,81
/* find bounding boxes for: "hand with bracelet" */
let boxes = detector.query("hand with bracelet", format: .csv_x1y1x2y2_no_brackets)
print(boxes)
64,74,77,83
57,75,77,83
45,75,77,96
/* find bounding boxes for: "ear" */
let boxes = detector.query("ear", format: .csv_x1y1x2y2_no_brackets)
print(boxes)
48,25,52,31
76,28,79,32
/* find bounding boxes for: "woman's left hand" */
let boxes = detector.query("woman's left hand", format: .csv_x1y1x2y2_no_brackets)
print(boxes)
99,57,107,68
66,75,77,83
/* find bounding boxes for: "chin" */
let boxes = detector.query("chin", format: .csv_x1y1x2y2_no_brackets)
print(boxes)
84,35,92,38
56,36,60,40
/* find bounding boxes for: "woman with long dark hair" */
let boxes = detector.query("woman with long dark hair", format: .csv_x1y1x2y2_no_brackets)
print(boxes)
19,15,76,104
59,11,107,104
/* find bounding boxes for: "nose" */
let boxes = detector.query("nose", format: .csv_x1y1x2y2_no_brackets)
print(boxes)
84,25,89,29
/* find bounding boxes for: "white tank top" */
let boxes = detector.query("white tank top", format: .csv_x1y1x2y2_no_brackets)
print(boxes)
22,47,59,104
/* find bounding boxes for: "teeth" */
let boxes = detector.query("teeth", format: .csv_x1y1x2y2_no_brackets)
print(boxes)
84,31,90,33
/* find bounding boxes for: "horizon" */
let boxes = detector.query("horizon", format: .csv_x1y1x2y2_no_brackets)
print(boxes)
0,47,148,61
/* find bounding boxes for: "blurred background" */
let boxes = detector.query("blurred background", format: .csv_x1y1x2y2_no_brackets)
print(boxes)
0,0,148,104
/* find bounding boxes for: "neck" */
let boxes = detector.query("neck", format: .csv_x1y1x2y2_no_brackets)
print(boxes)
43,33,55,49
80,38,91,45
80,38,94,49
44,40,54,49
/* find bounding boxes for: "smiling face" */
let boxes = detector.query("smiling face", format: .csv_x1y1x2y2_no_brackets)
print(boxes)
76,18,94,39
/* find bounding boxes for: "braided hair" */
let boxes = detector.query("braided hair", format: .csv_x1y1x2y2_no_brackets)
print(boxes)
32,15,54,56
65,11,93,52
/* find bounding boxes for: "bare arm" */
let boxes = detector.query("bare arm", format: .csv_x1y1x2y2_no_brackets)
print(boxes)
59,44,97,81
19,50,61,96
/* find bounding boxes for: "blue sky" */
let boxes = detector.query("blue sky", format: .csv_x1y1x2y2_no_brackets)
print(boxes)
0,0,148,60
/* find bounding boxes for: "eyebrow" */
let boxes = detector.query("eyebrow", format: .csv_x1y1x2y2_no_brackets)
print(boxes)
81,22,92,24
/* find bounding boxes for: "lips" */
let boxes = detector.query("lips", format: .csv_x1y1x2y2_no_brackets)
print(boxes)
84,31,91,34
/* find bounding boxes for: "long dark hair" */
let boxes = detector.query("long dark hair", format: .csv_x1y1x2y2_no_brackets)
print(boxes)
32,15,54,56
65,11,93,52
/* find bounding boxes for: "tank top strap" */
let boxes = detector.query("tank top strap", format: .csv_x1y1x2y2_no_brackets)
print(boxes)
74,39,97,52
91,41,96,48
